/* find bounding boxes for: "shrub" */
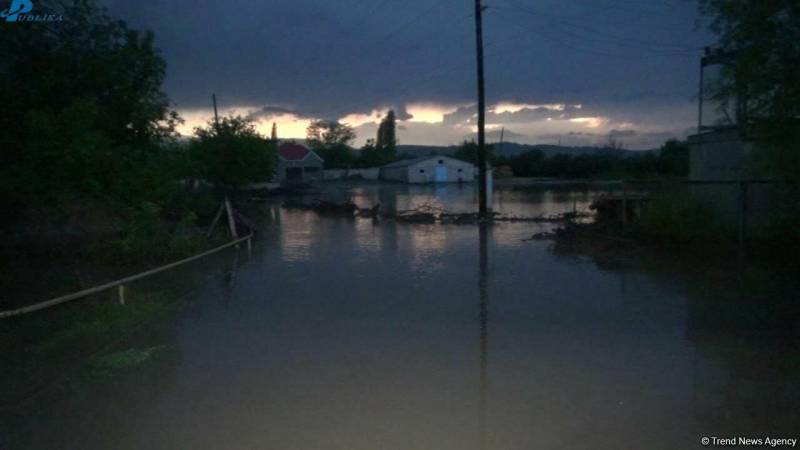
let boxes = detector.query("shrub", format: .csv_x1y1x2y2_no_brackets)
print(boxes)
639,194,725,242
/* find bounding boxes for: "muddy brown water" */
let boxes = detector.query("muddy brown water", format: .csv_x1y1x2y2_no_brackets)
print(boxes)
2,182,798,449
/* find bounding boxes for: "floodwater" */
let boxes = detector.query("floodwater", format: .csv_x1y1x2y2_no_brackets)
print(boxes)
2,182,799,449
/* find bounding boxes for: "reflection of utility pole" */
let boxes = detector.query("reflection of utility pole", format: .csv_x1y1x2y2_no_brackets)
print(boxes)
478,223,489,450
474,0,488,217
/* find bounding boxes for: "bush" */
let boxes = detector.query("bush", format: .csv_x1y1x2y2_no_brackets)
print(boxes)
639,194,725,242
107,202,204,264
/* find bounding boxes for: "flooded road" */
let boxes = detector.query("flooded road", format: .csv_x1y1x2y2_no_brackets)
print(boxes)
3,183,799,449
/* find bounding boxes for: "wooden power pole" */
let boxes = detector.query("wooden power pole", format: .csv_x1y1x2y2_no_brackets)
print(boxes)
212,93,220,129
474,0,488,217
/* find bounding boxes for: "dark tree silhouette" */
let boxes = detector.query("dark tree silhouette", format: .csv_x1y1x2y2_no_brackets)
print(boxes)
700,0,800,137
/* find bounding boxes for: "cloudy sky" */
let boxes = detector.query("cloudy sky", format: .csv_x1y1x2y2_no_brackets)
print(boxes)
106,0,715,149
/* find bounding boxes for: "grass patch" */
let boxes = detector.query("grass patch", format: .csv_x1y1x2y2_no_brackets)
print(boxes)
87,345,169,374
0,287,188,405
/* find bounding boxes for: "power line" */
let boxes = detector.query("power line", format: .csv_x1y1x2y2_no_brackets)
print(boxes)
487,15,700,60
494,0,704,52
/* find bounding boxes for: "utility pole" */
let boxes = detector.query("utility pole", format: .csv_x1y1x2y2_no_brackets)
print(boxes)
474,0,488,217
211,93,237,240
212,93,220,130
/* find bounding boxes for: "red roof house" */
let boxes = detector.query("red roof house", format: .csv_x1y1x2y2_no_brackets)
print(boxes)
276,143,324,183
278,143,312,161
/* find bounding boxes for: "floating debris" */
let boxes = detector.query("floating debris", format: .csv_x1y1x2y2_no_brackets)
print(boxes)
522,231,557,241
282,199,591,224
282,199,358,216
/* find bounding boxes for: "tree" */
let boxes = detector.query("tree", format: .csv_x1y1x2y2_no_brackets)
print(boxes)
699,0,800,138
657,139,690,176
271,122,278,141
358,110,399,167
306,120,356,149
0,0,182,229
357,138,396,167
191,116,277,191
376,110,397,152
454,140,494,165
306,120,356,168
0,0,179,150
605,134,625,151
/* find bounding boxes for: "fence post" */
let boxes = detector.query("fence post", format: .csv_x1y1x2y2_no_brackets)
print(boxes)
225,195,239,244
621,180,628,226
118,284,125,305
738,181,748,260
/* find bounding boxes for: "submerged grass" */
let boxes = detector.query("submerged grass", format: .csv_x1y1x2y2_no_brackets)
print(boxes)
87,345,170,375
0,287,188,407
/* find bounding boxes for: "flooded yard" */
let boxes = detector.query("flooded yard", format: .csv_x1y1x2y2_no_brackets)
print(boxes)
2,182,799,449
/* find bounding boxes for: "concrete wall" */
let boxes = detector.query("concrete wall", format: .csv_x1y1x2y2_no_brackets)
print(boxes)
689,128,756,181
687,128,791,236
323,168,380,180
379,166,409,182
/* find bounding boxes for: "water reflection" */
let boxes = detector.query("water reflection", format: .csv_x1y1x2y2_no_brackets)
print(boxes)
3,183,799,449
326,182,609,217
478,223,489,450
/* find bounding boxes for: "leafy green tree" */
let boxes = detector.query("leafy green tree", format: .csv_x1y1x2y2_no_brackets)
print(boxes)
699,0,800,137
657,139,690,176
0,1,179,149
357,110,399,167
376,110,397,151
306,120,356,149
315,144,353,169
0,0,181,232
191,116,277,191
306,120,356,168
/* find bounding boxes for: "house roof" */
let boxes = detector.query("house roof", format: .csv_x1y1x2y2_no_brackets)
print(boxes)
278,143,312,161
381,155,474,169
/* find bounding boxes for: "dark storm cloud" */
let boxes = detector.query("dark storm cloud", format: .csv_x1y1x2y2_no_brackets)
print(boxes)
468,128,529,142
245,105,301,120
443,103,590,126
104,0,713,144
393,105,413,121
442,105,476,127
609,129,637,138
491,105,587,124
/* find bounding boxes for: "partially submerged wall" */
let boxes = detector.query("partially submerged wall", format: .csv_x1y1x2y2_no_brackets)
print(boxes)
323,168,380,180
688,128,792,236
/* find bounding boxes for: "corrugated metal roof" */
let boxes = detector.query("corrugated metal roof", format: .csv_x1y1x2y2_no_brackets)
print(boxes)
381,155,473,169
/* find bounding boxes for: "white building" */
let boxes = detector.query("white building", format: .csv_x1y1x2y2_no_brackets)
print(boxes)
379,156,478,183
275,143,324,183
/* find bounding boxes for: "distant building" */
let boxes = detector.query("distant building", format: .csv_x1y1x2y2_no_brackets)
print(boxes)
379,155,478,183
276,143,324,183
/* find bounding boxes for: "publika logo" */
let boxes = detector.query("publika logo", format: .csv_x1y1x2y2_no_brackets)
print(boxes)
1,0,63,22
1,0,32,21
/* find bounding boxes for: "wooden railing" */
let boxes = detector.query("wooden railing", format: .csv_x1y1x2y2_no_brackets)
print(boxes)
0,234,253,319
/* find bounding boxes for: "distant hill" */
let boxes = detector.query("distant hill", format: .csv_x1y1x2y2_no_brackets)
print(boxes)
396,142,655,159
